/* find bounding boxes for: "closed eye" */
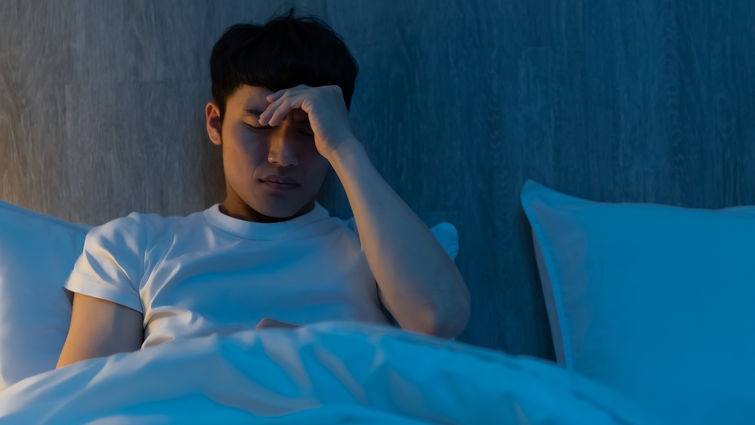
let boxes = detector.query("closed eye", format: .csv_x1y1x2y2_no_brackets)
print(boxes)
245,123,273,130
244,123,313,136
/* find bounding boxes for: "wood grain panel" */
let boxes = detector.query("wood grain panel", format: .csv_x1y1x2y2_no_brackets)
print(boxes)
1,0,754,360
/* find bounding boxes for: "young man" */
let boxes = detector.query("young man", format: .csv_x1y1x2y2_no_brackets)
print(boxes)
57,9,469,369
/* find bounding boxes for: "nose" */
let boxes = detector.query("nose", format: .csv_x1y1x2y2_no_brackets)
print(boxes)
266,117,300,167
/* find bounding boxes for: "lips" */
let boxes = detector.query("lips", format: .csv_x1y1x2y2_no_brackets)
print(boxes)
260,175,299,185
260,180,299,192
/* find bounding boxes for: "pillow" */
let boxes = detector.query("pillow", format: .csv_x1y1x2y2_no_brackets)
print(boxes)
0,200,90,389
520,179,755,425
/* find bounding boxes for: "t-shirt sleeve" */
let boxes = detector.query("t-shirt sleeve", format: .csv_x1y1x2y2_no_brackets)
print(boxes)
63,212,154,314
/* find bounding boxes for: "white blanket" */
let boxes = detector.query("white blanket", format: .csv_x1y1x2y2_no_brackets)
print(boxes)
0,321,664,425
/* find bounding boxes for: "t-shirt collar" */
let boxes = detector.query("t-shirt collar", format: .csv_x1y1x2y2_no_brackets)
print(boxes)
203,201,330,240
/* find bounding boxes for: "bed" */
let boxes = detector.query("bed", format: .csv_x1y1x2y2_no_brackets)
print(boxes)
1,179,753,424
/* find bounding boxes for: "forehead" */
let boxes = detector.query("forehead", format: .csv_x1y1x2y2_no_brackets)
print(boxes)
228,85,270,110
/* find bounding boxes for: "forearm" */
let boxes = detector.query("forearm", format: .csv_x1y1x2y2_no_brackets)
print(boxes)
325,140,470,338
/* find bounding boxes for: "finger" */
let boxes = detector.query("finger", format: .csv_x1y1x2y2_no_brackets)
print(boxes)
256,317,279,329
256,317,300,329
268,318,300,329
280,319,301,328
266,90,284,102
267,97,298,127
258,99,282,125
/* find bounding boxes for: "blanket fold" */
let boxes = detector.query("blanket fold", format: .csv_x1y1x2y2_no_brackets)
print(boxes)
0,321,664,425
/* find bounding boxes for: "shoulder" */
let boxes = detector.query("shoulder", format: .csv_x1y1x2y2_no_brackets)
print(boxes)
84,210,185,251
89,211,166,236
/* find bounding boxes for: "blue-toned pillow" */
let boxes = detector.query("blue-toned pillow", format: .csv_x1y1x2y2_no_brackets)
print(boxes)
0,201,90,389
521,179,755,425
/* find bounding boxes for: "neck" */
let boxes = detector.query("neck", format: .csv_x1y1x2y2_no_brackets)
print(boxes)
219,198,315,223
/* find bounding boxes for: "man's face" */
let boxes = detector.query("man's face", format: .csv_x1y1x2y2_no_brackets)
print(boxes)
206,84,330,220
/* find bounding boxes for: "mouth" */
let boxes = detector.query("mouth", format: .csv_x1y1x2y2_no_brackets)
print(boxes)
259,179,300,191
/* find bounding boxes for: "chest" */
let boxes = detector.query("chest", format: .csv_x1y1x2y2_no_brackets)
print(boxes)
140,232,379,321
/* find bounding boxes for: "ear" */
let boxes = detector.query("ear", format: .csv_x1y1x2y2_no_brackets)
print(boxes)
205,102,223,146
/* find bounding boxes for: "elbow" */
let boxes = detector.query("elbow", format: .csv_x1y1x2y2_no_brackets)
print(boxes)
392,274,472,339
399,307,466,339
426,290,471,340
430,303,470,339
429,268,471,339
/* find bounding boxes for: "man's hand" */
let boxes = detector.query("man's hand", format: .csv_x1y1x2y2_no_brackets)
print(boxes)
256,84,360,160
255,317,301,330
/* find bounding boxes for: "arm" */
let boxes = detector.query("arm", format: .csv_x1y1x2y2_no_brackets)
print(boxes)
326,141,471,339
57,292,144,368
257,84,471,339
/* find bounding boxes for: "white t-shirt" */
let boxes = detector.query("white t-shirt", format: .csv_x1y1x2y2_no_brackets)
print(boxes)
63,201,457,349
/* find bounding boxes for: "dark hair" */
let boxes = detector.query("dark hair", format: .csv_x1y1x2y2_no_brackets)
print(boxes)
210,7,358,125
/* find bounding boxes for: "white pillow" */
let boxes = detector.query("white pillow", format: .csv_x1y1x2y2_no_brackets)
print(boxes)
0,200,90,389
520,179,755,425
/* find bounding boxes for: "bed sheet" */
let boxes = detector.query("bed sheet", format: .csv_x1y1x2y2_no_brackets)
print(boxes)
0,321,664,425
